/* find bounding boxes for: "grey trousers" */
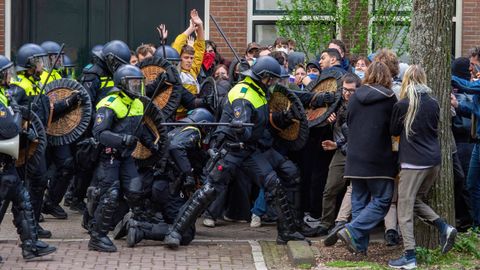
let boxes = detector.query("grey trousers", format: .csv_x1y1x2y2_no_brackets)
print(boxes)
397,166,440,250
320,150,347,228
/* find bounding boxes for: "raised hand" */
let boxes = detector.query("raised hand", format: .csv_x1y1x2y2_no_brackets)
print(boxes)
187,35,195,47
156,24,168,43
190,9,203,26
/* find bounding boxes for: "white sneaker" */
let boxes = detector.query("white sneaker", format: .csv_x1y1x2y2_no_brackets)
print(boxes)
203,218,215,227
303,214,321,228
250,214,262,228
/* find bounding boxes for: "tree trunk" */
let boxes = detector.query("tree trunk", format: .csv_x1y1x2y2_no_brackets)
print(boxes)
409,0,455,248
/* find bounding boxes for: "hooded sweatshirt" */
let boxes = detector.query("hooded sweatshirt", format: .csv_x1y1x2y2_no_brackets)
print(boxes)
345,84,398,179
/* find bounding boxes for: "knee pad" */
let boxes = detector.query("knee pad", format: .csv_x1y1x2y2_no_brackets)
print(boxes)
126,176,143,194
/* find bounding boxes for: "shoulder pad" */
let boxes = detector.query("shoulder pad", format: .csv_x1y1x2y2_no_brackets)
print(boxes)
82,63,108,77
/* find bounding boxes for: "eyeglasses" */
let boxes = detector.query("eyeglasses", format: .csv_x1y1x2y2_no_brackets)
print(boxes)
342,87,356,94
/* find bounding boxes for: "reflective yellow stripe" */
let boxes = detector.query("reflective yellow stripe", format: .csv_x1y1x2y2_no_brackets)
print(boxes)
10,74,41,96
228,77,267,109
40,69,62,85
96,92,144,119
100,76,115,88
181,126,202,147
0,88,8,107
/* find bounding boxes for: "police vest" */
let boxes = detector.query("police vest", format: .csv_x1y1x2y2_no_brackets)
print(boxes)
227,77,267,109
10,74,41,96
96,92,143,119
40,69,62,86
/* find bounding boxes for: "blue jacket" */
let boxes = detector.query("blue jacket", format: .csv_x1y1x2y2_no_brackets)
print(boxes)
453,76,480,138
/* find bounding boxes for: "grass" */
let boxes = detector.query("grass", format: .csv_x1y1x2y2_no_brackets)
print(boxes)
325,230,480,270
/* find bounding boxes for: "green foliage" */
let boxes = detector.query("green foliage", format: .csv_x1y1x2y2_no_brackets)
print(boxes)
276,0,412,59
325,260,388,269
416,230,480,268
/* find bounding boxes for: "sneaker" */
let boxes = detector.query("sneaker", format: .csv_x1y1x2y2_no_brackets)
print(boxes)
388,255,417,269
303,214,321,229
337,227,359,254
440,225,457,254
324,221,346,247
203,218,215,227
385,229,400,246
250,214,262,228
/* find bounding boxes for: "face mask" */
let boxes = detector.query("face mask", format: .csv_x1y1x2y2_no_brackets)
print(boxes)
202,52,216,70
355,70,365,79
276,47,289,54
308,73,318,81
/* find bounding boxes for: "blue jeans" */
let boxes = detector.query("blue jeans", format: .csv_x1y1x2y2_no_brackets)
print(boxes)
346,178,393,251
467,144,480,227
251,189,267,217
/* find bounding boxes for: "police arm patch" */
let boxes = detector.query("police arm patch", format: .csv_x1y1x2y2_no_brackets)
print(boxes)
233,106,242,118
95,113,105,124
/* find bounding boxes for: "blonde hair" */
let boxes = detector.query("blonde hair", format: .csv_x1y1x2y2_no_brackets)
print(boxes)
399,65,429,139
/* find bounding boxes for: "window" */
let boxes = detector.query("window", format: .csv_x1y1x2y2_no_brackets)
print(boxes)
248,0,335,46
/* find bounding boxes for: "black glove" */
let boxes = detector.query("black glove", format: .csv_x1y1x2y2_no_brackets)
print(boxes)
164,65,180,85
66,92,81,107
323,92,336,104
22,127,37,141
122,134,138,147
230,120,245,134
183,174,196,193
202,94,215,108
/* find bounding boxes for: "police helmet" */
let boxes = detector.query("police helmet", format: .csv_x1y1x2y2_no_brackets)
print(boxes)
40,41,64,68
61,55,76,79
183,108,215,123
102,40,131,74
153,45,181,63
0,55,15,86
16,43,49,71
241,56,286,81
113,64,145,98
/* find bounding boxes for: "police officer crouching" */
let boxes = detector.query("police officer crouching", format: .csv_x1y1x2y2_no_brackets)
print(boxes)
126,108,214,247
88,64,156,252
164,56,308,249
0,55,56,260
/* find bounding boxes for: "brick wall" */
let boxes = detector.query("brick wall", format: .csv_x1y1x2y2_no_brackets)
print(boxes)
209,0,247,61
462,0,480,56
0,0,4,54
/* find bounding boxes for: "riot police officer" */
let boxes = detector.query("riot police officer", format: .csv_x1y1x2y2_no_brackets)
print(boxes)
164,56,308,249
88,64,156,252
73,41,131,219
125,108,214,247
0,55,57,260
9,43,81,238
39,41,64,85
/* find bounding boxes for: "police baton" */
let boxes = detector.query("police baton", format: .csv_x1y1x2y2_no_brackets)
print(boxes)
159,122,254,127
209,15,241,63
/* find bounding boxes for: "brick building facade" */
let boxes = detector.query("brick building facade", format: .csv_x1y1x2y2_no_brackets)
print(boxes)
0,0,479,61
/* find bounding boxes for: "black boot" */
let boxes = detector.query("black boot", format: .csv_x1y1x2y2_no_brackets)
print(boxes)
164,183,216,249
127,219,146,247
69,197,86,213
42,199,68,219
37,224,52,239
113,212,132,240
273,182,309,245
127,219,170,247
12,188,57,259
88,187,118,252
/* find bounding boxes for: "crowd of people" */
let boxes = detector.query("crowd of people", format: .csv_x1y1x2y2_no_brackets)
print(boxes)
0,9,477,269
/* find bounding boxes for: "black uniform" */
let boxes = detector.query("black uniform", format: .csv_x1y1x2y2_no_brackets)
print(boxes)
88,89,155,252
127,125,207,247
0,88,56,259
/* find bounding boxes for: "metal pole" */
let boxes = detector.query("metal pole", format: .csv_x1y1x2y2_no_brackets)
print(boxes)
209,15,241,63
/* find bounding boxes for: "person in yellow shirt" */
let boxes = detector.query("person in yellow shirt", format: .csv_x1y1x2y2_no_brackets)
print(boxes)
172,9,205,96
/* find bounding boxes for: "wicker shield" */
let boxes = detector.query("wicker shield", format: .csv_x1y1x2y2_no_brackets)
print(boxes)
44,79,92,146
304,69,344,128
15,106,47,171
138,56,181,120
131,96,168,167
199,76,219,112
268,84,309,151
